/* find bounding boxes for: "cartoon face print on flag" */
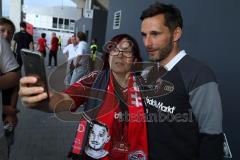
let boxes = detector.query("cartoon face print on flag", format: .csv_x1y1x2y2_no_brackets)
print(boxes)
85,121,111,159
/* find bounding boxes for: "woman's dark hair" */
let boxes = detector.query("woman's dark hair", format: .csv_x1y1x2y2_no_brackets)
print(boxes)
0,17,16,33
103,34,142,69
140,2,183,32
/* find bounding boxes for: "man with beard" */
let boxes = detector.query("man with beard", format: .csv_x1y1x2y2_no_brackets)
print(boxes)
140,2,224,160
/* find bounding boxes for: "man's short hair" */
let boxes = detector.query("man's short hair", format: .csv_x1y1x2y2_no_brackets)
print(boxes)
41,33,46,38
20,21,27,29
77,31,87,41
0,17,16,32
140,2,183,32
91,120,109,132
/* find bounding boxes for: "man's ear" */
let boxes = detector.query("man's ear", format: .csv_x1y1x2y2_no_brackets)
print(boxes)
173,27,182,42
131,58,138,67
133,58,138,63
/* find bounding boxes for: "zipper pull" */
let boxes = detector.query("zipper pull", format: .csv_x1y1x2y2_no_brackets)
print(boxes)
145,108,149,114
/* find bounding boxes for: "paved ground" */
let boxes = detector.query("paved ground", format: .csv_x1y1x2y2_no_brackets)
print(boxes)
9,50,79,160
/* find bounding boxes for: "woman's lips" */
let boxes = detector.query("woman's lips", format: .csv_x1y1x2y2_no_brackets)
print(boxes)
115,62,124,65
147,48,156,53
148,50,156,55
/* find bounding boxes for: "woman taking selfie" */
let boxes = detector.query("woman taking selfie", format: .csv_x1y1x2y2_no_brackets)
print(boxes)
19,34,148,160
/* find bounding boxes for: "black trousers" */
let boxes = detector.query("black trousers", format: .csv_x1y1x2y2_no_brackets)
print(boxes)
48,50,58,66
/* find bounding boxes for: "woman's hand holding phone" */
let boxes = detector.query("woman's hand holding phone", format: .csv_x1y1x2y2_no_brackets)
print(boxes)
19,76,48,107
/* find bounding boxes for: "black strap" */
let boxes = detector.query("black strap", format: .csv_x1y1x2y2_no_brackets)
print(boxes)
83,69,110,120
112,78,129,113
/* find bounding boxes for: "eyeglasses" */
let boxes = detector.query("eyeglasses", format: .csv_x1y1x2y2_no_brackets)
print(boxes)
103,40,134,58
110,47,133,58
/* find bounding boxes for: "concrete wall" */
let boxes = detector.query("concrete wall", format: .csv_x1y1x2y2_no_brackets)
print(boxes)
105,0,240,159
92,9,108,51
75,9,108,50
9,0,23,31
75,17,93,43
24,6,82,20
0,0,2,17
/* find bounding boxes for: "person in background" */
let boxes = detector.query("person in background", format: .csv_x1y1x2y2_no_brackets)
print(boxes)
90,38,98,61
69,31,89,84
89,38,98,72
140,2,223,159
62,35,79,85
37,33,48,58
12,21,34,67
58,35,62,50
0,18,21,155
0,18,15,43
67,36,72,45
0,36,20,160
48,32,59,68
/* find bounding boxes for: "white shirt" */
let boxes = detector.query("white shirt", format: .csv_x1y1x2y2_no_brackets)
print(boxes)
164,50,187,71
0,37,19,137
63,43,79,60
76,41,88,56
76,41,89,66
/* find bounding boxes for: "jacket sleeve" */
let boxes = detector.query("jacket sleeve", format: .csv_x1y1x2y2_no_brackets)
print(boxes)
189,81,224,160
64,71,98,111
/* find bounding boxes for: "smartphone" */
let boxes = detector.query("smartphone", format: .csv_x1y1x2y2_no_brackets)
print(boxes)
21,49,49,100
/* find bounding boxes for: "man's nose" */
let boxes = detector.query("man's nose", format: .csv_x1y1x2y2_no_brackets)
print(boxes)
117,51,124,57
2,30,8,39
93,135,97,141
144,35,152,48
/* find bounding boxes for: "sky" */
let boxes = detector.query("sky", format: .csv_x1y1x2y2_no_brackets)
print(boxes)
2,0,76,16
